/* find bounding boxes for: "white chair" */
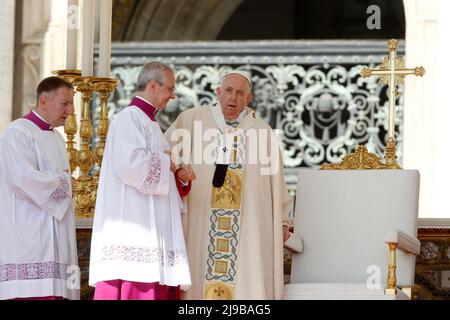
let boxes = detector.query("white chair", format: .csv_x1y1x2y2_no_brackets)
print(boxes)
283,169,421,300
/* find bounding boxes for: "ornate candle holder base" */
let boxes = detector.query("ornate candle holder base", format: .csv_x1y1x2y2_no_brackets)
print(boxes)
384,137,402,170
73,177,99,218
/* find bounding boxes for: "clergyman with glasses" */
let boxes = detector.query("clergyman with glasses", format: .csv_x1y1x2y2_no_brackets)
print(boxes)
89,62,195,300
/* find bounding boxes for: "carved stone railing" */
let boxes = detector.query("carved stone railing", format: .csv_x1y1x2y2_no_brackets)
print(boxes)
94,39,405,194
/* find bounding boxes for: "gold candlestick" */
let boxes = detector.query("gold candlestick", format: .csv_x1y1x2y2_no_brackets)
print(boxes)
52,70,82,174
92,78,119,173
52,71,118,218
75,77,95,181
71,76,96,218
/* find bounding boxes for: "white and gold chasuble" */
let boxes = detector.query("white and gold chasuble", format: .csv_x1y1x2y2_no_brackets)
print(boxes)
164,103,291,300
203,102,254,299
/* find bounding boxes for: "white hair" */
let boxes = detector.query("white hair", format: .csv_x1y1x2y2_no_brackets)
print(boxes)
136,62,173,91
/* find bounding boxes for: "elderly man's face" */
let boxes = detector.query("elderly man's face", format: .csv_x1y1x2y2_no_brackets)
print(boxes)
217,74,253,120
39,87,74,127
153,70,176,109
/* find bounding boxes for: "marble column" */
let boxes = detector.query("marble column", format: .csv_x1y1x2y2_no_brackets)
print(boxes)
0,0,15,132
42,0,69,77
434,0,450,218
403,0,450,218
17,0,52,117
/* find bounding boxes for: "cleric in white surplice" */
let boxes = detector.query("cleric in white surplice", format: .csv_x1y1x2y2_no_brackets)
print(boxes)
0,77,79,300
89,62,194,300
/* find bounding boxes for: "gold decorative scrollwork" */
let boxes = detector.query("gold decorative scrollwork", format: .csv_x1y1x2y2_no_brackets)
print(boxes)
72,177,99,217
321,145,393,170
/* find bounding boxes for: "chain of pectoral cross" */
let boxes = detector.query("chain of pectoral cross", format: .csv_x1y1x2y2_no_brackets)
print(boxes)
360,39,425,140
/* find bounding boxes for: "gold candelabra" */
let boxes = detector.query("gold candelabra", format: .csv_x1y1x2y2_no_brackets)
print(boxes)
75,77,95,181
92,78,119,172
53,70,119,217
53,70,81,174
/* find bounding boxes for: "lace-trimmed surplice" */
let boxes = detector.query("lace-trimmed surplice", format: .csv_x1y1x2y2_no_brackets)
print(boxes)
89,105,191,289
0,118,79,300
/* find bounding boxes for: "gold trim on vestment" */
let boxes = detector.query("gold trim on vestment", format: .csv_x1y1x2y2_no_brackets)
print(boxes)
204,125,245,300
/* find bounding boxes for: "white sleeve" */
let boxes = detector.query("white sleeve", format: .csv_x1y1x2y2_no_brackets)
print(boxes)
1,128,72,221
110,110,171,196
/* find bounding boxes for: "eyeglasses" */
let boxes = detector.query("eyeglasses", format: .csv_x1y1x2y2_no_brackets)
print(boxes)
156,81,176,93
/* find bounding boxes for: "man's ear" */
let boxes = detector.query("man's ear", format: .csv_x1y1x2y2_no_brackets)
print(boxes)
39,95,48,111
246,94,253,106
145,80,156,92
216,87,222,96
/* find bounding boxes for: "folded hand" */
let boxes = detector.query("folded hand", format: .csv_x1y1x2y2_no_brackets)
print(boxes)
176,165,196,182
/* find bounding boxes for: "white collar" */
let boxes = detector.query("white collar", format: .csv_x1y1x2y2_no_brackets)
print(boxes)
210,100,256,132
136,95,158,108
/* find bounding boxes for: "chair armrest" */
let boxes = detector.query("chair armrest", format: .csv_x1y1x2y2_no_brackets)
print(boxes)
383,229,421,255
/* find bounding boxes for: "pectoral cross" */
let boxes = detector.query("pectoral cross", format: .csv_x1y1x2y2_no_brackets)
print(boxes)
360,39,425,167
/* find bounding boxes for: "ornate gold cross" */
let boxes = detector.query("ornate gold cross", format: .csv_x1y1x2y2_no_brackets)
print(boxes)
360,39,425,168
